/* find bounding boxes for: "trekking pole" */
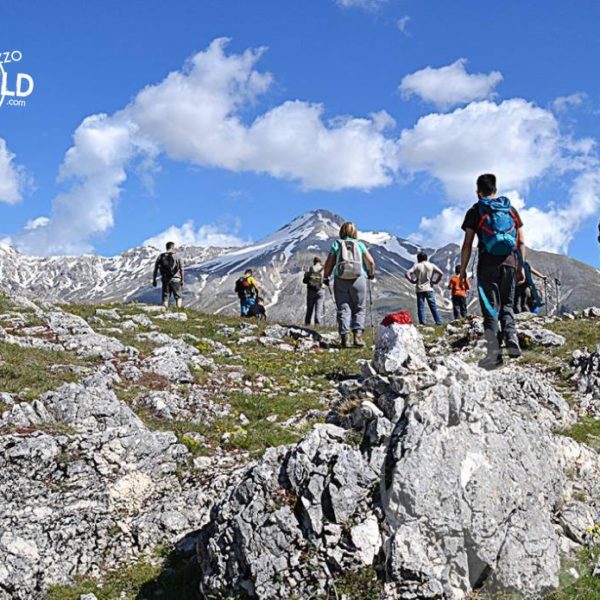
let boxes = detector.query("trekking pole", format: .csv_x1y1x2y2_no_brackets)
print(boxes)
368,278,376,346
543,278,548,316
554,278,561,315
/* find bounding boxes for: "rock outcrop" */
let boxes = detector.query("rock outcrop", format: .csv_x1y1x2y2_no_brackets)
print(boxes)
198,425,381,598
197,320,600,599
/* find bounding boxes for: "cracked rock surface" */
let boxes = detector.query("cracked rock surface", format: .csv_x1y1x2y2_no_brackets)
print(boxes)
197,318,600,599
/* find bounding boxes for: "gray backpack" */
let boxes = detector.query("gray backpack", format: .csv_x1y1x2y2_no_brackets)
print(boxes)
336,239,363,279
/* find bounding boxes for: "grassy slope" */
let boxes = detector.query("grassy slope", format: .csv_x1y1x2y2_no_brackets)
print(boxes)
62,302,372,456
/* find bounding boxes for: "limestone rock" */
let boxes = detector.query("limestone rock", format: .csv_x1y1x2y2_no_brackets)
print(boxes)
197,425,381,599
373,323,427,374
382,357,569,599
519,327,566,348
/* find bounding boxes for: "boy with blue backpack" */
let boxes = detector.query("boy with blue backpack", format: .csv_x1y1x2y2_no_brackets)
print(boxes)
459,174,525,369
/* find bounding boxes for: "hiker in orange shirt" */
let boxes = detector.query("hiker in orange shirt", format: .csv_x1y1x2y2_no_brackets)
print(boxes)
448,265,470,319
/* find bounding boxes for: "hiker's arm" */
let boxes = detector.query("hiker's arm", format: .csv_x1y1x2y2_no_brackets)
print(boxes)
432,264,444,285
323,253,335,280
460,229,475,286
530,266,547,279
364,251,376,279
405,265,415,282
153,258,160,284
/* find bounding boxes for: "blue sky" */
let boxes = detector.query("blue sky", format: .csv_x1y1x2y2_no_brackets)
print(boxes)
0,0,599,266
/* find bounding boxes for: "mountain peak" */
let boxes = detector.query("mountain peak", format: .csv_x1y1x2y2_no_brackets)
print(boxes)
278,209,344,235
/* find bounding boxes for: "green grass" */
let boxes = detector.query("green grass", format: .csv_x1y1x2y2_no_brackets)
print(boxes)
141,390,322,457
332,566,383,600
0,295,17,313
546,320,600,360
546,546,600,600
45,546,202,600
63,302,370,456
559,417,600,453
0,342,88,401
45,559,161,600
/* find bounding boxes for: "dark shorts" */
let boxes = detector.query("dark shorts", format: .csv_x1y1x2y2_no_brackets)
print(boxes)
162,279,182,303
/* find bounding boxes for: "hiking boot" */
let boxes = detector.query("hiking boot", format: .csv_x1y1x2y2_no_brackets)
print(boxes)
353,330,365,348
506,335,522,358
478,353,503,371
340,334,350,349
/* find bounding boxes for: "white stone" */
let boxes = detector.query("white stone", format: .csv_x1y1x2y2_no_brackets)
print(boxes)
350,516,381,566
0,532,40,561
108,472,155,513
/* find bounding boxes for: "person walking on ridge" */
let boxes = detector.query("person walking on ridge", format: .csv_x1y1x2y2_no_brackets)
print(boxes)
448,264,470,319
303,256,326,326
460,173,525,370
153,241,184,309
405,252,444,325
323,222,376,348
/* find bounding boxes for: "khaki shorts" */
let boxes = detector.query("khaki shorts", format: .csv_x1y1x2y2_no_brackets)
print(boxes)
162,279,182,303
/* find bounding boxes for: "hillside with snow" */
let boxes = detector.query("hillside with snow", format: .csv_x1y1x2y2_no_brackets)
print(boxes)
1,209,599,322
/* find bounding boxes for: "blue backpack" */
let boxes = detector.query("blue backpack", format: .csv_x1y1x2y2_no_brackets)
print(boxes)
477,196,519,255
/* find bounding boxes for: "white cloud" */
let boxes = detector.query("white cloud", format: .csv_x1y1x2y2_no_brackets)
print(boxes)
397,16,411,36
552,92,586,113
518,171,600,253
0,138,25,204
399,59,503,110
24,216,50,230
411,206,465,247
8,39,598,259
15,113,139,255
14,38,398,255
335,0,386,9
143,220,248,249
397,99,561,199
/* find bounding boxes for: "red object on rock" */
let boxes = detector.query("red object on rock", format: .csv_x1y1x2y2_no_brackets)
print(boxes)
381,311,413,326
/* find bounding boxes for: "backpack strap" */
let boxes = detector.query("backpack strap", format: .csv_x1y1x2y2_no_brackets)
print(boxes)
511,208,521,247
477,205,520,245
478,285,499,320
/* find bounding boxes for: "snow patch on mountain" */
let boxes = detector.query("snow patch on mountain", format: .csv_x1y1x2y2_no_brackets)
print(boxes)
363,231,417,263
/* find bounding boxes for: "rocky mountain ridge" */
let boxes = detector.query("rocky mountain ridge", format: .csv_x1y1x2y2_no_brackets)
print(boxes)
1,209,599,323
0,294,598,599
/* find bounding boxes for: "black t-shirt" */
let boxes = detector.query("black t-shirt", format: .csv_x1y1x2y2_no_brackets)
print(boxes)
461,202,523,269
